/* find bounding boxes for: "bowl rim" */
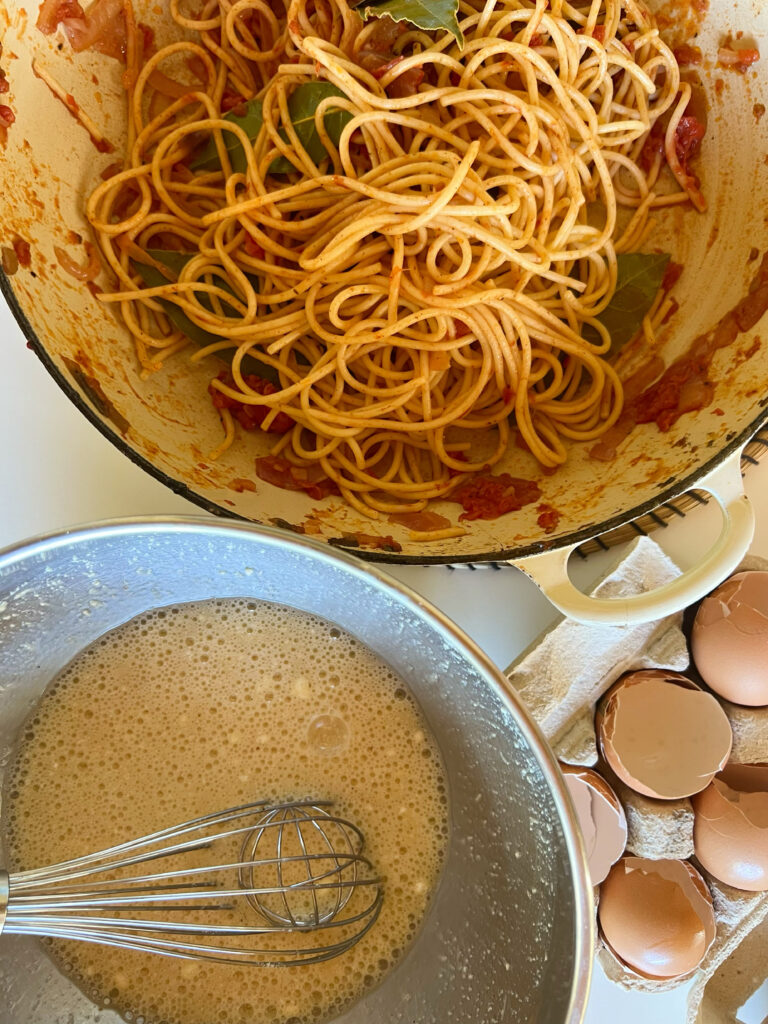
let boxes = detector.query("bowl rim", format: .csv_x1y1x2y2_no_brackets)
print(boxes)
2,270,767,566
0,514,594,1023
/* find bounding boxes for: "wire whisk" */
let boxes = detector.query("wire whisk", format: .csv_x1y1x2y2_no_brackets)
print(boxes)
0,800,383,967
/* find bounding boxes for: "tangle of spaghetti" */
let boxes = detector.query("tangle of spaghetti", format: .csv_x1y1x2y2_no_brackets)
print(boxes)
87,0,700,518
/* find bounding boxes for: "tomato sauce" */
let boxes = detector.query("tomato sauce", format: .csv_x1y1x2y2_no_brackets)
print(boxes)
592,252,768,453
640,122,665,171
0,43,12,142
674,115,706,181
447,473,541,521
12,237,31,268
388,510,452,532
718,45,761,72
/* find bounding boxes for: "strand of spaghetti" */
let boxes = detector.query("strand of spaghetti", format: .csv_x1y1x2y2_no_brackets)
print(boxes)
31,59,116,154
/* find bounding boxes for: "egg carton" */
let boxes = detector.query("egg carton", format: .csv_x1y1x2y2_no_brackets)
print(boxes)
503,536,768,1024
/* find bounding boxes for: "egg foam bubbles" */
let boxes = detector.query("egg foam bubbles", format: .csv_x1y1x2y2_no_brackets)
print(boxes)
5,598,449,1024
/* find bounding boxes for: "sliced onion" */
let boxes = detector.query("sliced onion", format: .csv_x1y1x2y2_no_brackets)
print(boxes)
36,0,84,34
36,0,126,60
147,68,195,99
388,510,451,531
54,241,101,281
63,0,127,60
718,46,760,68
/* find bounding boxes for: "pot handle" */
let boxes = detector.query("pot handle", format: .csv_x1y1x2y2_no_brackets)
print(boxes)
513,449,755,625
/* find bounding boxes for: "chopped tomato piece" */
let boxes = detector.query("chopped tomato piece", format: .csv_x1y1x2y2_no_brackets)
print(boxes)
356,20,422,97
662,261,683,292
221,92,247,112
577,24,605,42
537,504,561,534
674,115,706,173
244,234,265,259
210,372,293,433
640,122,665,170
387,67,424,98
370,56,403,79
358,16,406,57
255,455,340,500
634,357,710,431
446,450,468,478
673,44,702,65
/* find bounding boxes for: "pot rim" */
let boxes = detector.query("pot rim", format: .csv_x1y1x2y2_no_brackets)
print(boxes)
4,269,765,566
0,514,594,1024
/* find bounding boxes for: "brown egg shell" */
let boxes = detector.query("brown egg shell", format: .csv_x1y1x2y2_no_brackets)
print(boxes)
560,763,628,886
692,571,768,707
692,763,768,892
596,670,733,801
598,856,717,981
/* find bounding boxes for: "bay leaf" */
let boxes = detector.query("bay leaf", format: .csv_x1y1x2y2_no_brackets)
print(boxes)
190,83,352,176
147,249,260,305
269,82,354,172
145,249,195,276
191,99,263,175
358,0,463,46
134,259,222,345
133,253,279,382
585,252,671,352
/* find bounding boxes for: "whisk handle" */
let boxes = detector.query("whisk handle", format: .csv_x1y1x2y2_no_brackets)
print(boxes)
0,870,8,936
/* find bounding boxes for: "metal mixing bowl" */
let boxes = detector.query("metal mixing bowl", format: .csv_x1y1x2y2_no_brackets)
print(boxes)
0,519,592,1024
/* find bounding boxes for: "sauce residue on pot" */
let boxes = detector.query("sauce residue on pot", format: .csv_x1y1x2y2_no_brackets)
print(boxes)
591,252,768,461
5,598,449,1024
653,0,710,50
0,41,12,145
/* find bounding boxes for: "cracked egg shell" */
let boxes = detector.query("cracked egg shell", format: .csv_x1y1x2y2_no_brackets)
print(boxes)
692,763,768,891
596,670,732,800
598,857,716,980
692,571,768,706
561,763,628,885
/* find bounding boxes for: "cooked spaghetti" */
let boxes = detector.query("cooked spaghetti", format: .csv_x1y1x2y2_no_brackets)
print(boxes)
85,0,702,517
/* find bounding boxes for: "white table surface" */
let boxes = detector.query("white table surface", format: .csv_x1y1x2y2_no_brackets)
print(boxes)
1,292,767,1023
